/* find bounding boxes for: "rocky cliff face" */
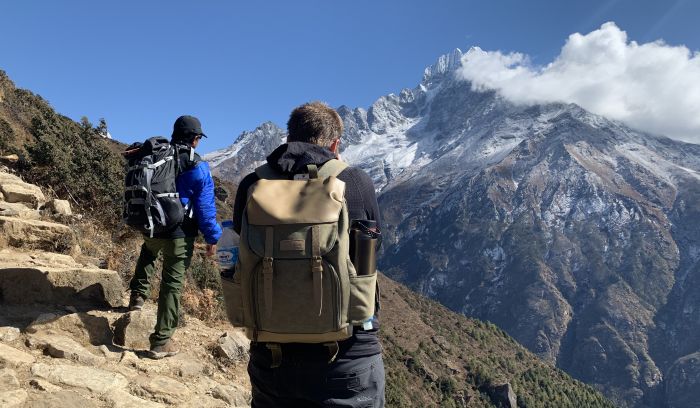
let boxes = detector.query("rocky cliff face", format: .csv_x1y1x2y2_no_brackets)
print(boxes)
206,50,700,407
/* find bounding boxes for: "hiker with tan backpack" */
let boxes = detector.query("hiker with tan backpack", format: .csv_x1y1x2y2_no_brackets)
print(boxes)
224,102,385,407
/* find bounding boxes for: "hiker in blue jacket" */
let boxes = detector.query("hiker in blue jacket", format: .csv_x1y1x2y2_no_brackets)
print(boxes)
128,115,222,359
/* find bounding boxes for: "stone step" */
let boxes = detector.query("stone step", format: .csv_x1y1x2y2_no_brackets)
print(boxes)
31,363,128,394
0,249,125,308
0,201,40,219
0,343,36,367
0,216,75,253
0,172,46,209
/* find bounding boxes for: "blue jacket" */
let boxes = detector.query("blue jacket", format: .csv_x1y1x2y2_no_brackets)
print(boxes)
175,160,222,244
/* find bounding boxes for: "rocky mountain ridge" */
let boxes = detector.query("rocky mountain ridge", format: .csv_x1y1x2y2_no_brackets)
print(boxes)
205,50,700,408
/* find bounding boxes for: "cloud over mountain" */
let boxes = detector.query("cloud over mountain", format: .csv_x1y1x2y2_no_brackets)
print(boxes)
458,22,700,144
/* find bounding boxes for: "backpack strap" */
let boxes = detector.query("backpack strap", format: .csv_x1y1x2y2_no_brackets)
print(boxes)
307,164,319,179
317,159,348,179
311,225,323,316
263,226,275,319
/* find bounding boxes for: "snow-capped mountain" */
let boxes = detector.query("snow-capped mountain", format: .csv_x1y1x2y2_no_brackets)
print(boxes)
204,121,285,184
205,49,700,408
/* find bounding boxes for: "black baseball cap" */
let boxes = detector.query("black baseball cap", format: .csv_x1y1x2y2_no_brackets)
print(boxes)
171,115,207,142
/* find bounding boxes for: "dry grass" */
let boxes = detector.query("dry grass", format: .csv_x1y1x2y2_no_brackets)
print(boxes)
182,286,225,322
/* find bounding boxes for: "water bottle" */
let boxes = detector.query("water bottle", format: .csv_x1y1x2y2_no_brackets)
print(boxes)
349,219,379,276
217,220,239,279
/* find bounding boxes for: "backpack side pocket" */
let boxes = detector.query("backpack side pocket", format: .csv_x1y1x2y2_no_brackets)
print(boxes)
348,272,377,325
221,275,245,327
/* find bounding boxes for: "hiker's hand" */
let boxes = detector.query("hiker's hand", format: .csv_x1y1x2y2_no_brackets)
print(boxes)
206,244,217,257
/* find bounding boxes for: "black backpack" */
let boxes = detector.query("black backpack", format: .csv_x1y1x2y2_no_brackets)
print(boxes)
123,137,195,237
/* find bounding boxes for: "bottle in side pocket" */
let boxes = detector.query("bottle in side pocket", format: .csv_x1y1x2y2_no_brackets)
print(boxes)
217,220,239,279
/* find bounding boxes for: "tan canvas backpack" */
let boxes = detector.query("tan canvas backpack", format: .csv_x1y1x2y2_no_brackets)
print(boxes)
221,159,377,347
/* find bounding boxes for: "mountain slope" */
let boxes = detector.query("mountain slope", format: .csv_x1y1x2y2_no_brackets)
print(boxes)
378,275,613,407
206,49,700,407
0,71,124,223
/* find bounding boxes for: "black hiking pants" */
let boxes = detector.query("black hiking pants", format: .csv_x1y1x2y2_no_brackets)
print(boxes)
248,345,385,408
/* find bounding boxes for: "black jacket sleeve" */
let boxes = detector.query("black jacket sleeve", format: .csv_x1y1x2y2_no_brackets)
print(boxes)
337,167,382,231
232,173,260,235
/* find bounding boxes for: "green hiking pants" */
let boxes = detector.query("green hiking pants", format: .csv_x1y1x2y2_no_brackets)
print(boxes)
129,236,195,347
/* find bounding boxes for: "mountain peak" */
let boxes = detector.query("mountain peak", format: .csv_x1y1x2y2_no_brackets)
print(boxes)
422,48,464,83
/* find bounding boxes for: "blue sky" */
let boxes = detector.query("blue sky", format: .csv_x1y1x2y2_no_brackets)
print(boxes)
1,0,698,153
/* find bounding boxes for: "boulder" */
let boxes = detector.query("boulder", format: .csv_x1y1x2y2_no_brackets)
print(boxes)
0,343,36,367
24,390,99,408
0,327,20,343
0,216,74,252
485,382,518,408
211,383,252,407
133,375,191,404
25,311,114,346
0,368,19,391
28,332,103,365
31,363,128,394
0,201,40,219
0,249,125,308
0,389,27,407
46,199,72,216
112,308,157,350
0,171,45,208
170,354,205,378
213,331,249,362
0,183,45,209
105,388,166,408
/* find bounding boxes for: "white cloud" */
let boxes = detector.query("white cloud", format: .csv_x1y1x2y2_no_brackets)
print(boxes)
458,22,700,144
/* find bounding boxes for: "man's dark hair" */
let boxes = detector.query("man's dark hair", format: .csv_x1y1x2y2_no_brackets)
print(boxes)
287,101,344,146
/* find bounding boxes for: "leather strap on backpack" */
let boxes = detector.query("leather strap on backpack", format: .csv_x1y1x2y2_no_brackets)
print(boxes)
311,225,323,316
263,227,274,319
307,164,319,179
317,159,348,179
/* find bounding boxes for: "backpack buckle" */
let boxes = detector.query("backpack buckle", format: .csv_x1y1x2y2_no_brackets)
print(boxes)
311,256,323,273
263,257,274,271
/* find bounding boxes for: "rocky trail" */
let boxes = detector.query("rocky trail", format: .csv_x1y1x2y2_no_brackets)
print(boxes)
0,166,252,408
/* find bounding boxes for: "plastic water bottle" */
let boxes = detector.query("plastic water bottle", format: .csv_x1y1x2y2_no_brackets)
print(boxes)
217,220,239,278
